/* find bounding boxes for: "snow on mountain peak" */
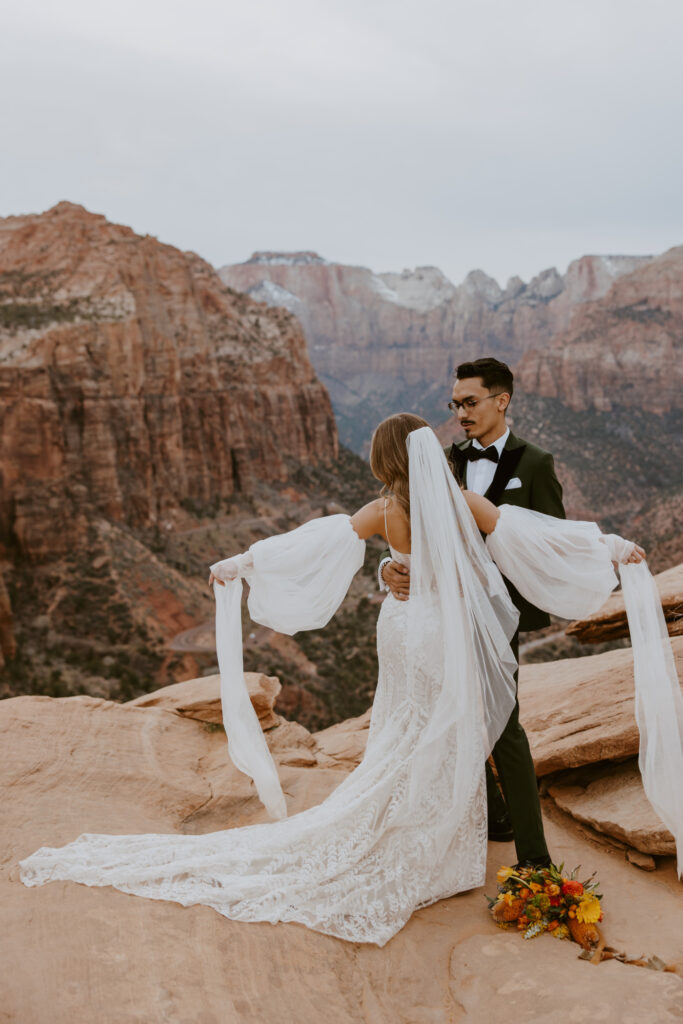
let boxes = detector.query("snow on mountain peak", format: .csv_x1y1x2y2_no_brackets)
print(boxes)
246,252,328,267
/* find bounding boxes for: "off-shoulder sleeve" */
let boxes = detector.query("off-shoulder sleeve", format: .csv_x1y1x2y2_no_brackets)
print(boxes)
246,514,366,634
212,514,365,821
485,504,618,619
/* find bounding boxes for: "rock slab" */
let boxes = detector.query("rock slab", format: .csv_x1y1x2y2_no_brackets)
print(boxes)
2,688,682,1023
128,671,282,729
519,636,683,775
549,764,676,856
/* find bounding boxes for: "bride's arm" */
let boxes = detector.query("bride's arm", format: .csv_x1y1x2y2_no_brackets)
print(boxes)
462,490,500,535
209,503,384,589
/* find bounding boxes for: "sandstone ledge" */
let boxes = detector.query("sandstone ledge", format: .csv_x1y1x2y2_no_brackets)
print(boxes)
519,636,683,776
2,689,682,1023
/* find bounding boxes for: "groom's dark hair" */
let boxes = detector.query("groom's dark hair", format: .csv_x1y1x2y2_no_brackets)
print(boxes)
455,357,514,398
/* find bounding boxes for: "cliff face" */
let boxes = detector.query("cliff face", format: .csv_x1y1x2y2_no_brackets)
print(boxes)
0,204,350,704
219,251,652,450
516,246,683,414
0,204,338,563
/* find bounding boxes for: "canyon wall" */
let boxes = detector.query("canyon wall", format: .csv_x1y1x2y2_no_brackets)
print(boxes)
0,203,338,563
516,246,683,414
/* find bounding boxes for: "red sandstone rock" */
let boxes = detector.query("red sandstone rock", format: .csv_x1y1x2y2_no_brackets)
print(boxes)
0,203,338,563
128,671,282,730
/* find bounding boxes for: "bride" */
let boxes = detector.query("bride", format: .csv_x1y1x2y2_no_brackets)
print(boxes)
19,416,682,947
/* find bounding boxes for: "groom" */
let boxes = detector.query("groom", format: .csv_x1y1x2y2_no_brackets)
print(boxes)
379,357,565,869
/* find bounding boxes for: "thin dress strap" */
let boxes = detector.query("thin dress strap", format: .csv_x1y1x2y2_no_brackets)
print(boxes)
383,497,392,549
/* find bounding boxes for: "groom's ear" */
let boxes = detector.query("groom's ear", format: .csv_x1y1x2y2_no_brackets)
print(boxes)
498,392,511,413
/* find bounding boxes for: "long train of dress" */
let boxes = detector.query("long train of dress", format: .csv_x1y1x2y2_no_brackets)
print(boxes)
20,590,485,947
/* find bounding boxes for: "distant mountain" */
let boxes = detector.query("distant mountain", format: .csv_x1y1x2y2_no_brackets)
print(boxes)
219,250,653,451
517,245,683,416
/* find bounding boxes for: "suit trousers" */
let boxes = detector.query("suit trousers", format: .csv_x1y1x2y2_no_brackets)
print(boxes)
484,632,549,863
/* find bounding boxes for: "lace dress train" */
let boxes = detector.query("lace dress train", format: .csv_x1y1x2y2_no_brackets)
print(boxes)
20,591,485,947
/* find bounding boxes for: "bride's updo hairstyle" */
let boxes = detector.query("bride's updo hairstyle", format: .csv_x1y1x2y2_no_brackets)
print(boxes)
369,413,430,518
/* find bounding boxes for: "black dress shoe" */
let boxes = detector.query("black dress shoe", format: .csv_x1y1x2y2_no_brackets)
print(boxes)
514,856,552,871
488,815,515,842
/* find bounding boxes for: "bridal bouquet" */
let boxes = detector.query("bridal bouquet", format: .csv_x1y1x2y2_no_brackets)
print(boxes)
488,863,603,948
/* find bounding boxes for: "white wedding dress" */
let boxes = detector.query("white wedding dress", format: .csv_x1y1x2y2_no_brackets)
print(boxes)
19,429,683,944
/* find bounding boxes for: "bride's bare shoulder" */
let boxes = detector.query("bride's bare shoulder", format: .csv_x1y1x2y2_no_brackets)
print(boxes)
349,498,385,540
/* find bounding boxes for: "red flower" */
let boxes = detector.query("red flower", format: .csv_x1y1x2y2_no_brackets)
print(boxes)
561,880,584,897
549,896,561,907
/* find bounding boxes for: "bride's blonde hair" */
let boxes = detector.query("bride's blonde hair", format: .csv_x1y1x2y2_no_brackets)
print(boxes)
369,413,430,519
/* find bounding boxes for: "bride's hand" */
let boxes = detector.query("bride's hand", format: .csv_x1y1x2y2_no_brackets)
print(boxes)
601,534,646,564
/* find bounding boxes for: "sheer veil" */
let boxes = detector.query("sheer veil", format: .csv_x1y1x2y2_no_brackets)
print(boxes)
400,427,518,820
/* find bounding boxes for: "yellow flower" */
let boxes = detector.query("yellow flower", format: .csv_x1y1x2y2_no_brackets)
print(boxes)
503,892,515,906
529,882,542,893
497,866,514,884
576,896,601,925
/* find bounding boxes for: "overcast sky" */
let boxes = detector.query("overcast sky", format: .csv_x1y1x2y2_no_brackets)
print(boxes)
2,0,682,286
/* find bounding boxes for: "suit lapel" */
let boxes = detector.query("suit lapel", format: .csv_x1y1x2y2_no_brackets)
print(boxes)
484,433,526,506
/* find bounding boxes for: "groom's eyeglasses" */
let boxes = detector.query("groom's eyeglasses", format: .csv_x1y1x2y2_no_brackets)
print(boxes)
448,393,504,413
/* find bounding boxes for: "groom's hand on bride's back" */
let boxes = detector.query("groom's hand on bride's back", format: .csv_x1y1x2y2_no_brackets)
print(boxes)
382,562,411,600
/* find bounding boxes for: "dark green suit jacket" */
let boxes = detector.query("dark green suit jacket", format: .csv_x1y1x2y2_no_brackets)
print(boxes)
448,431,566,632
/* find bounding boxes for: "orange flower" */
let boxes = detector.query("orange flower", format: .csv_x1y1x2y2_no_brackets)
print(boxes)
547,920,559,931
545,883,560,897
561,880,584,897
519,888,531,899
529,882,543,893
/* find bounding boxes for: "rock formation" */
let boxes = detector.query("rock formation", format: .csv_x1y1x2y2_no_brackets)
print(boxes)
516,246,683,415
0,203,338,564
2,649,682,1022
0,203,352,703
219,250,652,450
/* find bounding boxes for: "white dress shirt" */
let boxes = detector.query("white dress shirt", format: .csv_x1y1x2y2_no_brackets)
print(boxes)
465,427,509,496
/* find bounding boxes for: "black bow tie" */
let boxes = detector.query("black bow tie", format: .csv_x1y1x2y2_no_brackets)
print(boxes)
466,445,499,464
